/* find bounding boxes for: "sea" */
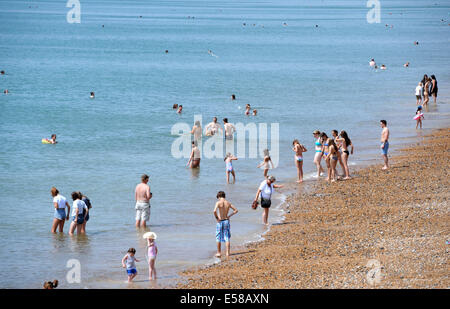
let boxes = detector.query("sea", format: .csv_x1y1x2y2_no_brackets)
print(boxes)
0,0,449,288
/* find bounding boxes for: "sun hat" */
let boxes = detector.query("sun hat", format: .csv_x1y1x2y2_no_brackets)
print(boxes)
143,232,157,240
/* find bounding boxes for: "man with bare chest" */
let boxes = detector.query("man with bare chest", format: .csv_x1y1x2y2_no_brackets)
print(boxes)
213,191,238,258
135,174,152,228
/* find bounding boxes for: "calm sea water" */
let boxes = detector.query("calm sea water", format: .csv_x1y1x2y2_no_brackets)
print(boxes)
0,0,449,288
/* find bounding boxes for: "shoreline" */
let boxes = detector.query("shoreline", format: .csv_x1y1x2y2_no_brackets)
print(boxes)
177,127,449,289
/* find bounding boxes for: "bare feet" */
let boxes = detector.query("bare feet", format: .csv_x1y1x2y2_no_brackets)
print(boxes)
215,253,221,258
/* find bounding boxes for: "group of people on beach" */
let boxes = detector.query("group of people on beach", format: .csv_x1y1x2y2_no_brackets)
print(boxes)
50,187,91,236
414,74,438,129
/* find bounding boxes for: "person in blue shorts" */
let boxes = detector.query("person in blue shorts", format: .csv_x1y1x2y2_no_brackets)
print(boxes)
122,248,140,283
213,191,238,258
380,120,390,170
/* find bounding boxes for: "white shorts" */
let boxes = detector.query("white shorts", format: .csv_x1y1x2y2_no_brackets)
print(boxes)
135,201,150,222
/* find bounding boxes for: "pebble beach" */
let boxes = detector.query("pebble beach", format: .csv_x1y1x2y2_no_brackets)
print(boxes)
179,128,449,289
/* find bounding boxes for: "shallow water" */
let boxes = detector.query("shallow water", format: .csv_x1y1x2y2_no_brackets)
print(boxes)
0,0,449,288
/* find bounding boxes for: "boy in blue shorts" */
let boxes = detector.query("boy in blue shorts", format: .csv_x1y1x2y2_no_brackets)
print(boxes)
213,191,238,258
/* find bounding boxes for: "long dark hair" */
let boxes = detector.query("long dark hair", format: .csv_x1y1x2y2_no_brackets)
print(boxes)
339,130,352,146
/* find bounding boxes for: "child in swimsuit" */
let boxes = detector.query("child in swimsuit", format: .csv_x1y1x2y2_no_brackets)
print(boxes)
257,149,273,179
224,153,238,184
122,248,140,283
292,139,307,183
415,106,424,129
145,233,158,281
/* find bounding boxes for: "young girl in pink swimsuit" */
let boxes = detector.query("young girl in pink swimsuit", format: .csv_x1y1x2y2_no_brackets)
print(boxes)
144,232,158,281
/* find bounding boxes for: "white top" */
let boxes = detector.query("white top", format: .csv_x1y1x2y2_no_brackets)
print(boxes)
415,85,421,96
71,199,87,217
259,180,274,200
53,195,67,209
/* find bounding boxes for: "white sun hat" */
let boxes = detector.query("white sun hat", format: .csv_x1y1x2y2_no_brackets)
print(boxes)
143,232,157,240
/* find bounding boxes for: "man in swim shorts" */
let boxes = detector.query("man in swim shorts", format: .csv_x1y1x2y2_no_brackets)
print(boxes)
380,120,390,170
135,174,152,228
213,191,238,258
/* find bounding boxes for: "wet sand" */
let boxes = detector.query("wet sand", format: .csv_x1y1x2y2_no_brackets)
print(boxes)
178,128,449,288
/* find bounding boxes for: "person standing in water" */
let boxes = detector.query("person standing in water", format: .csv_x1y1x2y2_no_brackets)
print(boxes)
135,174,152,229
77,192,92,234
50,187,70,233
253,176,283,225
68,192,88,235
380,120,390,170
430,75,438,104
187,141,201,168
312,130,324,178
415,106,424,129
224,153,238,184
257,149,273,179
191,120,202,143
213,191,238,258
205,117,221,136
292,139,307,183
415,82,423,105
223,118,236,140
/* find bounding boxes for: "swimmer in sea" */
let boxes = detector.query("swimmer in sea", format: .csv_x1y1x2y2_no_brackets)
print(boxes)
177,105,183,114
404,62,410,67
257,149,273,179
205,117,221,136
173,103,178,110
4,89,8,94
231,94,236,100
380,64,386,70
369,59,376,67
245,104,251,116
0,70,5,75
90,92,95,99
49,134,57,144
313,130,324,178
292,139,307,183
224,153,238,184
252,109,257,116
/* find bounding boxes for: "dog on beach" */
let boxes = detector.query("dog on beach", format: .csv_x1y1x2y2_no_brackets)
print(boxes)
43,280,58,289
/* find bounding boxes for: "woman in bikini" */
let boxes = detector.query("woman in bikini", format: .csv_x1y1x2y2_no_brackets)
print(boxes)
335,130,354,179
187,141,201,168
292,139,307,183
313,130,324,178
325,138,339,182
320,132,330,179
430,75,438,104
